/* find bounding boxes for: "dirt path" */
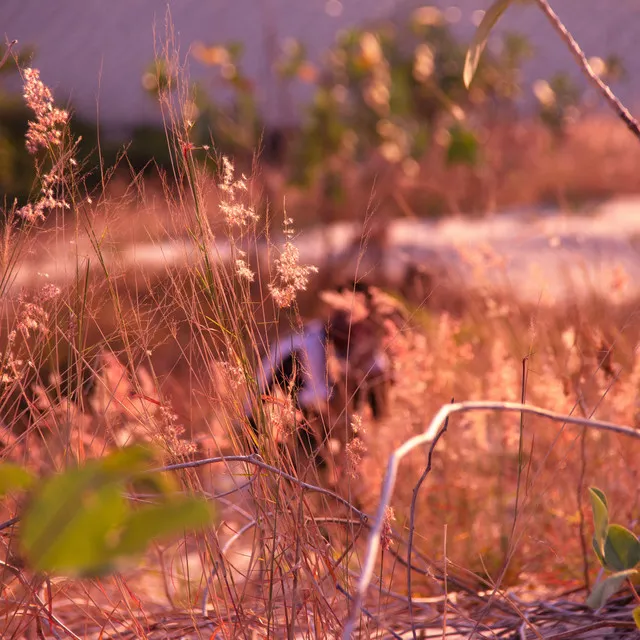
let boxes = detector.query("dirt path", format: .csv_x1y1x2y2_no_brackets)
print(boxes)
9,196,640,304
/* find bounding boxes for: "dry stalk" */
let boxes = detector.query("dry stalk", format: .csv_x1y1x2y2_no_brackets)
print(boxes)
534,0,640,141
342,400,640,638
407,407,451,639
0,39,17,71
158,453,368,520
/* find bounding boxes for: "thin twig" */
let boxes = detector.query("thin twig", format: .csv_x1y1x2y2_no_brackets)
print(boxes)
534,0,640,141
574,385,592,592
442,524,448,640
336,583,404,640
407,406,451,639
0,39,17,71
0,515,19,532
342,400,640,638
543,620,638,640
156,453,368,520
512,356,529,538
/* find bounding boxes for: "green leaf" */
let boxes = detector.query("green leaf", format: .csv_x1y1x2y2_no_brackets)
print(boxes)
589,487,609,556
21,464,130,575
592,534,606,568
603,525,640,572
589,486,608,509
99,444,156,478
0,464,34,497
20,445,156,575
19,445,213,578
586,570,637,609
446,125,478,166
463,0,513,88
114,499,213,557
633,606,640,630
29,484,128,576
130,470,178,498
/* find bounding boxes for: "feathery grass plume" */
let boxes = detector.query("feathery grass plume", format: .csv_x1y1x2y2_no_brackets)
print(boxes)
380,505,395,551
16,70,72,224
235,251,254,282
218,155,259,227
16,168,71,224
268,216,318,308
22,68,69,154
15,284,61,338
345,413,367,477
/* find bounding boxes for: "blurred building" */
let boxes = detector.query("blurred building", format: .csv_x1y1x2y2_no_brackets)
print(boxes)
2,0,638,135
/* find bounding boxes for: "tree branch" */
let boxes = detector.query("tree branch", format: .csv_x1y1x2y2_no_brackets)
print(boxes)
534,0,640,140
342,400,639,638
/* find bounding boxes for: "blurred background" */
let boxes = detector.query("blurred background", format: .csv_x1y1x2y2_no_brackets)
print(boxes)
2,0,640,222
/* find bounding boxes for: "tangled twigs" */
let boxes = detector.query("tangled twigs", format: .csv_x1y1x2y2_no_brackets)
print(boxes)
158,453,368,521
342,400,640,639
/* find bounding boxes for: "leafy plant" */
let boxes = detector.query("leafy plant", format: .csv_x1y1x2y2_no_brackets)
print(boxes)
141,12,530,203
587,487,640,627
0,445,213,577
533,73,582,139
287,14,517,190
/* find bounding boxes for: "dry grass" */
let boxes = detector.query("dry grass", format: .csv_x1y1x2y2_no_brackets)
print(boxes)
1,64,639,640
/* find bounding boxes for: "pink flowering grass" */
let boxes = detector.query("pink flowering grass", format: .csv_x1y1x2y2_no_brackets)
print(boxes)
22,68,69,154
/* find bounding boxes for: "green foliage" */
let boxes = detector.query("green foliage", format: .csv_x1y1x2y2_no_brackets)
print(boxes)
586,569,637,610
138,12,533,200
602,525,640,572
586,487,639,612
286,13,527,193
0,95,37,204
534,73,581,138
0,464,35,497
446,124,479,166
589,486,609,560
0,445,214,578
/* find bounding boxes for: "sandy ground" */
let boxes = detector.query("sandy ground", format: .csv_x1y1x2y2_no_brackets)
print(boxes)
9,195,640,304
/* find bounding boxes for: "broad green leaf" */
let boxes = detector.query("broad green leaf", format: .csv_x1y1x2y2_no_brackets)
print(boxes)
25,483,128,576
463,0,513,88
0,464,34,497
21,445,155,574
99,445,156,478
114,499,213,557
603,525,640,572
589,487,609,555
586,570,637,609
131,469,179,498
19,445,212,578
633,606,640,629
21,464,101,566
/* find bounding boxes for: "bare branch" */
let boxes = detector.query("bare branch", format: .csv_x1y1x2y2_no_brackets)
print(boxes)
342,400,639,638
534,0,640,141
407,407,451,639
157,453,369,521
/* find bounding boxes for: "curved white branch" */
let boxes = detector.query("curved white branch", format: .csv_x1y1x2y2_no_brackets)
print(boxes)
342,400,639,638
